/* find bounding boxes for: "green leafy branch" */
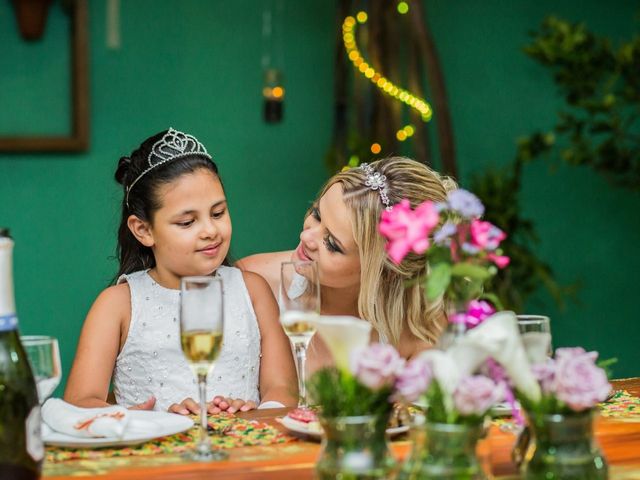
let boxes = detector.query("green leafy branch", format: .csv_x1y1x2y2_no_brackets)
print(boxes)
518,16,640,190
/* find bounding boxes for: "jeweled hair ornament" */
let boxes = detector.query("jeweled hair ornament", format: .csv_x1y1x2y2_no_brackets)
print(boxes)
360,162,392,211
125,128,212,208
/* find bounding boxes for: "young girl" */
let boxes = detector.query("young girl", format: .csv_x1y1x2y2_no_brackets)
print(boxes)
64,128,297,414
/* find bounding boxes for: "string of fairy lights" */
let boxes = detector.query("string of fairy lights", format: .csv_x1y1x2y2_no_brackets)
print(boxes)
342,2,433,159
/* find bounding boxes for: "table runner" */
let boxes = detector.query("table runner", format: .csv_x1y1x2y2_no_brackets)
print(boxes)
46,413,295,463
44,390,640,464
598,390,640,419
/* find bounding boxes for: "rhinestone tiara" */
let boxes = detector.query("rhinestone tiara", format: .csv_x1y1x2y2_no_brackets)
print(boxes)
125,128,212,208
360,162,392,211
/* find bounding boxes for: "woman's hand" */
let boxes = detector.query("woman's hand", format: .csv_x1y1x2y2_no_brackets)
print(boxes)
208,396,257,414
168,397,201,415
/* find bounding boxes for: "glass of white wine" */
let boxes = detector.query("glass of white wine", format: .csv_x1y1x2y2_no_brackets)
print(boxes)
180,276,226,461
280,260,320,408
20,335,61,403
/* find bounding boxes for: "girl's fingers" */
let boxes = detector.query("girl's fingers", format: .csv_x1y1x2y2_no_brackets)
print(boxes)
211,396,225,405
129,396,156,411
227,398,245,414
168,403,189,415
240,400,257,412
181,397,201,414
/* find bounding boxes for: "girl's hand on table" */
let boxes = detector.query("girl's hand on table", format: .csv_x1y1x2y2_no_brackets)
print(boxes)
168,397,201,415
208,396,256,414
128,396,156,410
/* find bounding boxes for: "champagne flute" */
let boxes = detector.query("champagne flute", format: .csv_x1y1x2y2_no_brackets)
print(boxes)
180,276,226,461
20,335,61,403
279,260,320,408
517,314,552,359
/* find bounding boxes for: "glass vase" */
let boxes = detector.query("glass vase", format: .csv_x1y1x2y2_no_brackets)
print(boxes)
521,410,608,479
399,420,486,480
315,414,396,480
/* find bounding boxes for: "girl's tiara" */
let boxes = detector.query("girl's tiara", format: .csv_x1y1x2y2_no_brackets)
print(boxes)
125,128,212,208
359,163,392,211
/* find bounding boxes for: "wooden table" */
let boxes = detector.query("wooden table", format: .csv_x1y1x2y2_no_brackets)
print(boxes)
44,378,640,479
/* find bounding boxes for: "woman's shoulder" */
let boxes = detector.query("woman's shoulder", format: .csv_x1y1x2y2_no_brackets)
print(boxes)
235,250,293,296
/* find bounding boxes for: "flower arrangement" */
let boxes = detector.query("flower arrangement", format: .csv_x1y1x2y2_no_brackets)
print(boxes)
306,316,402,419
521,347,611,414
378,189,509,323
395,354,502,425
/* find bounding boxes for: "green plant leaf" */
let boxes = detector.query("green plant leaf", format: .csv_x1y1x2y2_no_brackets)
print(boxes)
450,263,492,280
426,262,452,301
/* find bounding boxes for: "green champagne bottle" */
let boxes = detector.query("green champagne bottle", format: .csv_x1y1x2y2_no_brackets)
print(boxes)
0,228,43,479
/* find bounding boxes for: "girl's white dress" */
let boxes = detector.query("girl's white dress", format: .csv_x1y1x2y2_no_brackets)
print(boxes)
112,266,261,411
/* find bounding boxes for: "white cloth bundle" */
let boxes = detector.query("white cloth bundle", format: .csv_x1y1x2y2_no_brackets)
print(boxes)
42,399,131,438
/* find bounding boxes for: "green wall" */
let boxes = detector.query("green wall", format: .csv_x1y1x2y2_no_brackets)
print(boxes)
1,0,637,397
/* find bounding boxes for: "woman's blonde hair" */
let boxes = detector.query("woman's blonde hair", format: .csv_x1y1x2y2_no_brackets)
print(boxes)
316,157,457,347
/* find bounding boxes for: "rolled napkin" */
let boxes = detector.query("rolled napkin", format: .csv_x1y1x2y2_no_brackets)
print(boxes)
42,398,130,438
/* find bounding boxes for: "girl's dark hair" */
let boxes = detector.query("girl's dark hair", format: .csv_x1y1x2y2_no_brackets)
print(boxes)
113,129,221,282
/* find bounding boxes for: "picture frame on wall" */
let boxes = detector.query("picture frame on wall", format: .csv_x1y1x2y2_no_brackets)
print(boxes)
0,0,89,153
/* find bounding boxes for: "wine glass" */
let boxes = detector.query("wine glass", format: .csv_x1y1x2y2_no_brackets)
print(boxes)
180,276,226,461
279,260,320,408
517,314,552,358
20,335,61,403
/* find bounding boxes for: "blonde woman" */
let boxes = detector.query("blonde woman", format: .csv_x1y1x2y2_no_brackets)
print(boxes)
237,157,456,374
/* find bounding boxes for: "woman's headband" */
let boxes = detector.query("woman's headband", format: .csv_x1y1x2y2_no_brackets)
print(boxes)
359,163,392,211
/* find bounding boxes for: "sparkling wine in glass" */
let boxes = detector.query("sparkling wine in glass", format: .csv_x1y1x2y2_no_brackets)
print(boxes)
280,260,320,408
180,276,226,461
20,335,61,403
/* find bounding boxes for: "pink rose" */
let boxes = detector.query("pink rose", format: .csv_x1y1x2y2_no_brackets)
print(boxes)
453,375,502,416
352,343,405,390
394,356,432,403
554,347,611,411
379,199,440,264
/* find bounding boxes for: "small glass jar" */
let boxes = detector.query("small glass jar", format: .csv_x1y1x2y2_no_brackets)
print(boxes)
315,414,396,479
521,410,608,480
399,419,486,480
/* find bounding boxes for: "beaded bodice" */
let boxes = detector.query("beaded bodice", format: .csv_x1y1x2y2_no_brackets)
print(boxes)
112,266,261,411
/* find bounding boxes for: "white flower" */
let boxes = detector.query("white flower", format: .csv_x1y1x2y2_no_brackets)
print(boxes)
309,315,372,372
422,311,542,415
461,311,541,403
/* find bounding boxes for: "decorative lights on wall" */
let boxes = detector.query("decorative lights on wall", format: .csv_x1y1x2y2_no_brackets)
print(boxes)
262,0,285,123
263,68,285,123
342,4,431,157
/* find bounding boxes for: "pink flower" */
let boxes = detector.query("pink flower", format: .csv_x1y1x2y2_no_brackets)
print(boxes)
554,347,611,411
450,300,495,329
453,375,502,416
352,343,405,390
394,356,432,403
469,220,506,251
487,253,510,268
379,199,440,264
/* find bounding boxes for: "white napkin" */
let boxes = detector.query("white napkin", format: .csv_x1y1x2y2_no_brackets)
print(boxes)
42,398,130,439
